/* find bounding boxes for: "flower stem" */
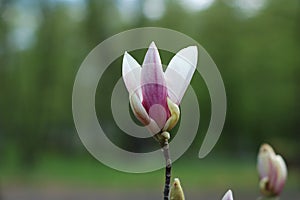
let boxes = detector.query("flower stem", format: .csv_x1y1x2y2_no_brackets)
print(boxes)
162,140,171,200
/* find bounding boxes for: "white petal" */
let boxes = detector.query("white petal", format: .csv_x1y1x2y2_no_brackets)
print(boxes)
257,144,275,178
165,46,198,104
221,190,233,200
122,51,142,98
129,93,150,125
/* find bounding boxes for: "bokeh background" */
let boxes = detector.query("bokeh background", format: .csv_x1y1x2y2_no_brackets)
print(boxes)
0,0,299,199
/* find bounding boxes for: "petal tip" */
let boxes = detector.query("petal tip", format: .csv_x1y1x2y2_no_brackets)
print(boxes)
222,190,233,200
143,41,161,66
122,51,131,63
122,51,135,75
188,45,198,52
149,41,157,49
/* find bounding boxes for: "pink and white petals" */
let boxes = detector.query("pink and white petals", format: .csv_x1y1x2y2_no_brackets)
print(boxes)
221,190,234,200
129,93,150,125
273,155,287,194
129,93,161,135
141,42,169,129
140,42,167,104
122,42,197,135
165,46,198,105
148,104,168,129
257,144,287,197
268,155,287,196
146,118,161,135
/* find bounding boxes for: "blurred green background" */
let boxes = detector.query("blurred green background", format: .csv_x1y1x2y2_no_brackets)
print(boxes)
0,0,299,199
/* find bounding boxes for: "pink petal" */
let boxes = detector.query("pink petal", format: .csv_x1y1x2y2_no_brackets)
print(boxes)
268,155,278,191
221,190,233,200
146,118,161,134
122,51,142,98
273,155,287,194
141,42,169,129
165,46,198,104
148,104,167,129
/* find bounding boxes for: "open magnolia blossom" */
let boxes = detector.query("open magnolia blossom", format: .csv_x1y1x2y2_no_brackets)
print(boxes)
221,190,234,200
257,144,287,197
122,42,197,135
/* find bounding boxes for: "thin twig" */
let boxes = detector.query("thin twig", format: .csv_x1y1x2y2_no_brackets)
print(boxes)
162,140,171,200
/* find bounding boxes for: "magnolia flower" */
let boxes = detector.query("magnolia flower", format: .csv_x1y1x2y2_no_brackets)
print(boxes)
257,144,287,197
221,190,234,200
122,42,197,135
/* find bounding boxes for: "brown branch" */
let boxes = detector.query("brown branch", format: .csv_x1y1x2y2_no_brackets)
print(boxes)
162,141,171,200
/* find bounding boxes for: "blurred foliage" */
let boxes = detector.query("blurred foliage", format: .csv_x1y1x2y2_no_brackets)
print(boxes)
0,0,299,173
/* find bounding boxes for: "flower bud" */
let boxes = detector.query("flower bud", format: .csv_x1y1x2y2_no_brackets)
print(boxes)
257,144,287,197
170,178,185,200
